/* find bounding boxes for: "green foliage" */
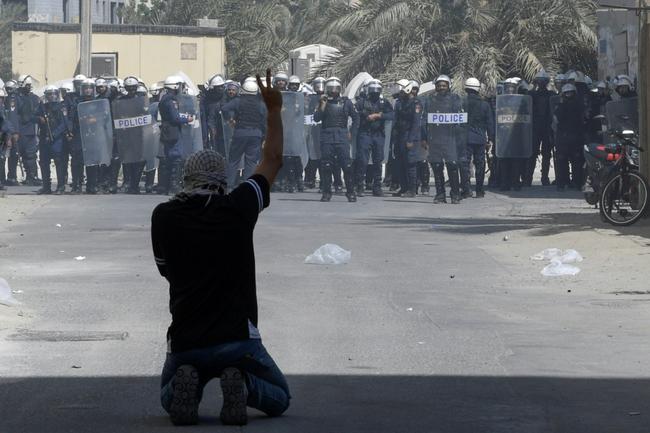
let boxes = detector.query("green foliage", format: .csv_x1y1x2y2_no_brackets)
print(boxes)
120,0,598,91
0,2,27,78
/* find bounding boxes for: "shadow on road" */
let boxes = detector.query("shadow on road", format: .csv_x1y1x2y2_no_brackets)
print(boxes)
1,374,648,432
354,212,650,239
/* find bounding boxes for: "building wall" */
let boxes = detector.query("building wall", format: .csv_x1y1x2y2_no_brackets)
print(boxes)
597,1,639,81
12,28,226,87
27,0,124,24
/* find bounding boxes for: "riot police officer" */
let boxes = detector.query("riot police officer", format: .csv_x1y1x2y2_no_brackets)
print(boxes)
304,77,325,189
157,75,194,194
273,73,289,92
221,77,267,189
355,79,394,196
282,76,306,193
95,78,121,193
3,80,20,186
35,86,70,194
496,78,524,191
67,78,95,193
0,87,15,190
313,77,359,202
423,75,463,203
410,81,430,194
615,75,637,99
202,75,226,154
462,78,494,198
144,82,163,194
527,70,555,186
116,76,147,194
554,84,585,190
391,79,423,198
12,76,41,185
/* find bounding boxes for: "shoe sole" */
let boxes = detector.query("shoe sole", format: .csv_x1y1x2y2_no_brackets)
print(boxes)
169,365,200,426
220,368,248,425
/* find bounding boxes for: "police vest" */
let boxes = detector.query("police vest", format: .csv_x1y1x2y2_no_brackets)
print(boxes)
323,98,348,129
236,95,263,129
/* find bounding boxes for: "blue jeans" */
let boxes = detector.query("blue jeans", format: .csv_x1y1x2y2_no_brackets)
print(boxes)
160,339,290,417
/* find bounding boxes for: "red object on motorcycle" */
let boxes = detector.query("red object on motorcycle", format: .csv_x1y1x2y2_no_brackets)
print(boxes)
607,153,615,161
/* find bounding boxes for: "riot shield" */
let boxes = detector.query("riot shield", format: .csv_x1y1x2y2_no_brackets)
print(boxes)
177,94,203,158
606,97,638,132
495,94,533,158
281,92,309,168
78,99,113,167
144,102,160,171
221,112,233,160
382,120,392,163
111,96,150,164
306,114,322,160
425,94,467,162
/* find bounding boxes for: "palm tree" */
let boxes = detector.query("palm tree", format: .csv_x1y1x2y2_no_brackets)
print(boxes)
321,0,598,92
0,2,27,78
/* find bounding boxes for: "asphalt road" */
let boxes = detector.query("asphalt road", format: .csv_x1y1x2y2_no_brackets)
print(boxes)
1,185,650,432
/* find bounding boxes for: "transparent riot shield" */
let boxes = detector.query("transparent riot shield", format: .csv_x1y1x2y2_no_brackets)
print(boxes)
78,99,113,167
177,94,202,158
382,120,392,163
425,93,467,162
305,113,322,160
495,94,533,158
281,92,309,168
606,97,638,132
144,102,160,171
221,112,233,160
111,96,150,164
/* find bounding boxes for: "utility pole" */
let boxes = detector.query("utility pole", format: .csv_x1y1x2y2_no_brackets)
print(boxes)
79,0,92,76
640,0,649,179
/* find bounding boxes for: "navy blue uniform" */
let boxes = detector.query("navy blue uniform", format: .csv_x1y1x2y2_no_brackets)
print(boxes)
355,96,394,194
9,91,41,184
157,92,193,194
0,104,15,186
392,95,423,196
313,96,359,200
461,92,494,196
527,87,555,185
201,90,226,155
554,96,585,189
221,94,267,189
35,101,70,192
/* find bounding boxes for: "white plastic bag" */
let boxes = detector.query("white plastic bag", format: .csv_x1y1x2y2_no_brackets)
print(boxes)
305,244,351,265
541,259,581,277
531,249,583,264
530,248,563,261
0,278,20,307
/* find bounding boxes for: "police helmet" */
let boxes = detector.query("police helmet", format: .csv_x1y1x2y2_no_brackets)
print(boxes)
241,77,259,95
464,77,481,92
434,75,451,86
325,77,342,97
273,72,289,89
396,79,412,94
288,75,302,92
312,76,326,93
209,75,225,90
534,70,550,82
616,75,633,89
561,83,577,94
44,85,60,102
5,79,18,92
164,75,184,91
80,78,95,97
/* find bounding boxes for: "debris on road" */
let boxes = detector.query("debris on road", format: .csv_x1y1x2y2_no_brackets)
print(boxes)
503,235,510,241
541,260,581,277
0,278,21,307
532,249,584,277
305,244,351,265
56,224,62,228
406,307,413,312
74,256,86,261
71,365,82,369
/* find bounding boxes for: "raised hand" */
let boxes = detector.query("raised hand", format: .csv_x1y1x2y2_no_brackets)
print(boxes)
256,68,282,113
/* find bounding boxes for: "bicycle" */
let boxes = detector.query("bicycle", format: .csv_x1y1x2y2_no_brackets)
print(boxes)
599,127,649,226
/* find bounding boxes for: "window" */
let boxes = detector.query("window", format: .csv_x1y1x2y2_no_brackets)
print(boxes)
92,53,118,77
181,43,197,60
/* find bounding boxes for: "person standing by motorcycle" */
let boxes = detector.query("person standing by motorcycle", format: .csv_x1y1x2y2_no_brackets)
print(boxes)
554,84,585,191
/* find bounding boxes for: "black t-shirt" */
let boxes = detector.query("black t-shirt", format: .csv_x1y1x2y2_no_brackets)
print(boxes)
151,175,270,353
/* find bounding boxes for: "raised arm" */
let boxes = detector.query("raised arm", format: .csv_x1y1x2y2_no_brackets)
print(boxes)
253,69,284,185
